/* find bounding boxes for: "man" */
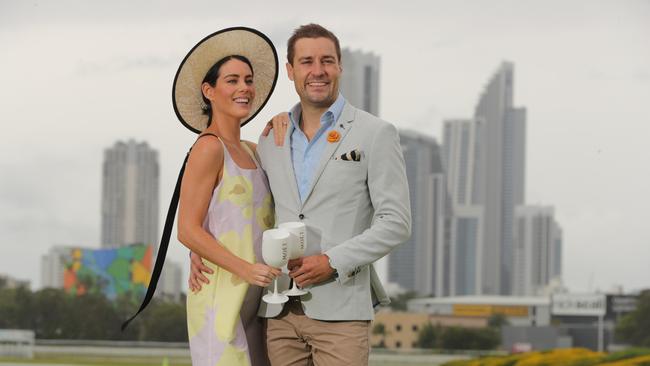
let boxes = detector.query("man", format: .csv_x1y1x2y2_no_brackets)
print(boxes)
192,23,411,365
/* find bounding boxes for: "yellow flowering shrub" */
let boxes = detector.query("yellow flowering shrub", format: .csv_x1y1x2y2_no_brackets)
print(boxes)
517,348,605,366
442,348,650,366
442,348,606,366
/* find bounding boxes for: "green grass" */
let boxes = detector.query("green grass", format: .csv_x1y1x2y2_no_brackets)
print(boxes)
0,355,191,366
1,356,432,366
0,354,444,366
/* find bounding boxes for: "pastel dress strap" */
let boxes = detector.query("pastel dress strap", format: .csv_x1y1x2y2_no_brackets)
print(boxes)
240,141,261,167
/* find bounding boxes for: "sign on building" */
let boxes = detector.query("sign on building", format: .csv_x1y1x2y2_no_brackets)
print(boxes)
551,293,606,316
608,295,637,314
453,304,529,317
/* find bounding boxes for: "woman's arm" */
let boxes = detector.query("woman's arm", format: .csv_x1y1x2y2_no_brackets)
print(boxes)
178,137,279,287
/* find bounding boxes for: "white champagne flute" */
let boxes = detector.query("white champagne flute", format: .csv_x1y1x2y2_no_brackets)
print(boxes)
262,228,290,304
279,222,308,296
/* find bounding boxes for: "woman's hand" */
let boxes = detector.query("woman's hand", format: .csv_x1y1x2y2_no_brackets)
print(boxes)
261,112,290,147
188,252,214,293
243,263,282,287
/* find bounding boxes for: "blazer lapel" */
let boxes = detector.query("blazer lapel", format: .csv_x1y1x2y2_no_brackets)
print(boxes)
302,102,356,204
281,123,302,209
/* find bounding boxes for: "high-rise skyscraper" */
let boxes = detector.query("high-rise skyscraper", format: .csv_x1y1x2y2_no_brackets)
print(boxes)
101,140,159,248
442,119,485,296
41,141,182,300
340,48,380,116
473,62,527,295
512,205,563,296
101,140,183,300
388,130,447,296
443,62,530,296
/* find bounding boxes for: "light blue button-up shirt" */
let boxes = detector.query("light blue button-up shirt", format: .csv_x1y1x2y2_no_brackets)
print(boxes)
289,94,346,202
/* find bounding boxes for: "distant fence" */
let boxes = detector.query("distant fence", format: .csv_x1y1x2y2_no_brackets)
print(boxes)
33,339,189,359
36,339,188,348
17,339,498,364
0,329,35,359
34,341,472,365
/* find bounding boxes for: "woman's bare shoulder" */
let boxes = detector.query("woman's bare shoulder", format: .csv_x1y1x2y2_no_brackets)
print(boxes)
189,135,224,167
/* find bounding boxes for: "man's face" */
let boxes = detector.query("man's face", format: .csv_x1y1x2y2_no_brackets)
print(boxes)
287,37,342,109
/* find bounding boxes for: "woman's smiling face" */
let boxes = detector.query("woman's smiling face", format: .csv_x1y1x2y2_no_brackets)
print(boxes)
203,58,256,122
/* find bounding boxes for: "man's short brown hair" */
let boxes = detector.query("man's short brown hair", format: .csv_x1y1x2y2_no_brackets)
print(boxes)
287,23,341,65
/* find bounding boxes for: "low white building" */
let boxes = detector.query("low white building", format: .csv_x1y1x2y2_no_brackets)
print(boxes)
0,329,35,359
41,246,69,289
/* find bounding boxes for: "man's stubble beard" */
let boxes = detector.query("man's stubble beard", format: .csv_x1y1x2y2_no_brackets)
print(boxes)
301,87,338,109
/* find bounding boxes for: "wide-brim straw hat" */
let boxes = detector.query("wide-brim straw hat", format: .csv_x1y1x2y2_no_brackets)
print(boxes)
172,27,279,133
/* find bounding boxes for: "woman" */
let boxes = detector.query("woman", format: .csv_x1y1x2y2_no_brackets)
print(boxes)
174,28,280,366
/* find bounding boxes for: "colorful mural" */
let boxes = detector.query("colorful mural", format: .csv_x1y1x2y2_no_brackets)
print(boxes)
62,244,152,300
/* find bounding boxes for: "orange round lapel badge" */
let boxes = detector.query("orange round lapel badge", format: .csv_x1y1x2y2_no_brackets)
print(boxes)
327,130,340,143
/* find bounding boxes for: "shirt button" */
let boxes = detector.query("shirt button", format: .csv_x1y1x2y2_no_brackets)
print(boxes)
299,214,305,220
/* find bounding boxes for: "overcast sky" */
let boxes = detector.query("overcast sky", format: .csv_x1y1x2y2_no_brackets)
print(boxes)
1,0,648,294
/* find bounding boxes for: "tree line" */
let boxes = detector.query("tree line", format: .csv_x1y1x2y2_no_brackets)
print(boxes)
2,280,648,347
616,289,650,347
0,284,187,342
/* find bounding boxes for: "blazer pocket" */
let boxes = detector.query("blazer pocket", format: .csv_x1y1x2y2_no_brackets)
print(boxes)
334,149,364,162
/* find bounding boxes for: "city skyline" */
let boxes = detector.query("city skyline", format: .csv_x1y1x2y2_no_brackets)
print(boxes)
1,0,648,293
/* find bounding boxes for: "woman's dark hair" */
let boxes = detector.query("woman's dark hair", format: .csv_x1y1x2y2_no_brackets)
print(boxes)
201,55,254,127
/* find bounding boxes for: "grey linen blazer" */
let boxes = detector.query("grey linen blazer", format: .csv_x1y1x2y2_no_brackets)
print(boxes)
256,101,411,321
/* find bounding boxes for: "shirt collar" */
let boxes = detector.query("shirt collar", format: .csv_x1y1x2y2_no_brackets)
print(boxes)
288,93,346,131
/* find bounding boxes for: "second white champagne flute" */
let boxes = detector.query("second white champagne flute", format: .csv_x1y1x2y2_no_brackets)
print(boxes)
279,222,308,296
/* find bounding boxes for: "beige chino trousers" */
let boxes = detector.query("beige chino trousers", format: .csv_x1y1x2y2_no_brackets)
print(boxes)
266,298,370,365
